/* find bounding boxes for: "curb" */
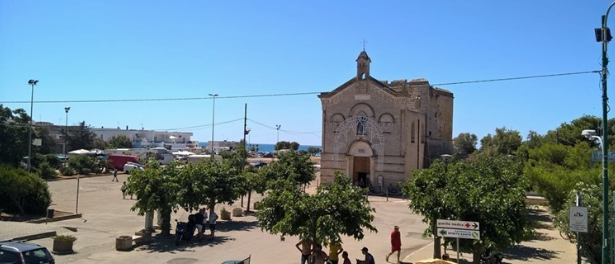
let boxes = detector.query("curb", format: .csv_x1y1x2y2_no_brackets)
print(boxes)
27,213,83,224
11,231,57,242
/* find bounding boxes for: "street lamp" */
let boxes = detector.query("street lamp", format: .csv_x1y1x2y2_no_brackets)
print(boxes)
595,3,615,263
276,124,281,144
64,107,70,164
27,79,38,172
209,93,218,153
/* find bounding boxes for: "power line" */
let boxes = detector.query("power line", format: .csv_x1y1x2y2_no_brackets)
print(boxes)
2,92,321,104
1,70,599,104
432,70,599,86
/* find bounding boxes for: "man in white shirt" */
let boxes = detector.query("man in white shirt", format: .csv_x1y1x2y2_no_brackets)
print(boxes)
209,209,218,240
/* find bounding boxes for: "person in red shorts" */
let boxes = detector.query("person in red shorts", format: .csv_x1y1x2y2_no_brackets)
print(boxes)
386,225,401,263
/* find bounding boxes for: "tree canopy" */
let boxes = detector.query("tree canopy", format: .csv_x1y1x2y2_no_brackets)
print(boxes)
403,156,532,263
257,172,376,245
62,121,97,151
0,105,29,167
107,135,132,149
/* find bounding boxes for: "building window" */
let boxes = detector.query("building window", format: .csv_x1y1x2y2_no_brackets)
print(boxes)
411,123,415,143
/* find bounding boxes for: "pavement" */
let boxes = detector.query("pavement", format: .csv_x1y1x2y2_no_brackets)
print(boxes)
0,172,576,264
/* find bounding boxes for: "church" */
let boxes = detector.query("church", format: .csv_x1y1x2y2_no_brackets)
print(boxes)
318,51,454,190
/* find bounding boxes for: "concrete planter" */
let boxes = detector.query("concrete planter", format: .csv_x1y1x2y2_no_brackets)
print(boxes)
115,236,133,251
220,209,231,220
232,208,243,217
52,235,76,254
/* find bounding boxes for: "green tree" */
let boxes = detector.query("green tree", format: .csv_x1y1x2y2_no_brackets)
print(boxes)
453,132,477,156
0,165,51,214
62,121,97,151
107,135,132,149
67,155,96,175
307,146,321,156
523,142,602,213
243,166,267,212
275,141,299,150
175,157,245,215
403,156,532,263
127,161,181,236
34,126,57,154
554,182,606,264
479,127,522,156
267,150,315,187
257,172,376,245
0,105,29,167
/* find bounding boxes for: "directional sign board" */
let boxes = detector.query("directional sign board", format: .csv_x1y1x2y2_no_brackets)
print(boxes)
437,219,480,230
438,228,480,240
569,206,588,233
437,219,480,240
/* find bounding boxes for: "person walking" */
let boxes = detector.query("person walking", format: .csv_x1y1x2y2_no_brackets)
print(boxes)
356,247,375,264
112,168,119,182
296,239,313,264
386,225,401,263
341,251,352,264
208,209,218,240
328,241,343,264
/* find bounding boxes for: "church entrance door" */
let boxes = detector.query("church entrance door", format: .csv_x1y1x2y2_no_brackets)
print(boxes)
353,156,370,188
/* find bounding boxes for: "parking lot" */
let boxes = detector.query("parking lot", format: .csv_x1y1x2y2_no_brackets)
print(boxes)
1,171,577,264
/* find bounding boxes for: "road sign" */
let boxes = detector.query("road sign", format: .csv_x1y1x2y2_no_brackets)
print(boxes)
569,206,588,233
437,219,480,230
438,228,480,240
591,151,615,162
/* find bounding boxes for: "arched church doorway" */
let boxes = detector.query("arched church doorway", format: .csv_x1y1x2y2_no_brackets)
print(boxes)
353,157,370,188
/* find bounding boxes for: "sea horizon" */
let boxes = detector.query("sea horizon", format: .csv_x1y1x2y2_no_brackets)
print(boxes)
198,142,320,153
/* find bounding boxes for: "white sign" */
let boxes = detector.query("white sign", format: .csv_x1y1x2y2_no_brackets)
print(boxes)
570,206,588,233
33,138,42,146
437,219,480,230
438,228,480,240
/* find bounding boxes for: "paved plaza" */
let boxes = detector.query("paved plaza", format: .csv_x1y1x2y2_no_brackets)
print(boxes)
0,172,576,264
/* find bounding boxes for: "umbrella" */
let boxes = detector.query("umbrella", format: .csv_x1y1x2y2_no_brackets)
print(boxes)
172,151,195,156
68,149,91,155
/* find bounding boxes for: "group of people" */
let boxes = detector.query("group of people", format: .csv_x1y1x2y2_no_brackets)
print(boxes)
294,225,402,264
190,207,218,241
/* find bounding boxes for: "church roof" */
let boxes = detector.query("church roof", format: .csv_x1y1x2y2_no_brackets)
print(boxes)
318,76,394,98
356,51,371,62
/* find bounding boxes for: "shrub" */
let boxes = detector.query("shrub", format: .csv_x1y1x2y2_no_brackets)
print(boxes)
0,164,51,214
54,234,77,243
36,161,57,179
60,166,75,176
68,155,95,175
45,154,61,169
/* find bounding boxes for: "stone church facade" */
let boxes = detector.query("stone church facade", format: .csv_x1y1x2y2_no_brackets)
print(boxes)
318,51,454,189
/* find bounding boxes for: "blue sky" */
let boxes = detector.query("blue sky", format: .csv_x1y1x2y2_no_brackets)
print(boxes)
0,1,611,147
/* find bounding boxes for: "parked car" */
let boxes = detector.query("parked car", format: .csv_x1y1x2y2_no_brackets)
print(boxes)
123,162,144,174
249,161,268,168
0,241,55,264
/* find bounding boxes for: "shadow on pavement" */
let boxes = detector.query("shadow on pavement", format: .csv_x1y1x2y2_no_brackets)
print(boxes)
216,220,259,232
135,220,258,253
503,245,560,261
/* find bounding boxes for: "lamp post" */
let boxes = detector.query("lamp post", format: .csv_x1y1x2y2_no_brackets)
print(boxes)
595,3,615,263
276,124,281,144
27,79,38,172
64,107,70,164
583,129,609,263
209,93,218,153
